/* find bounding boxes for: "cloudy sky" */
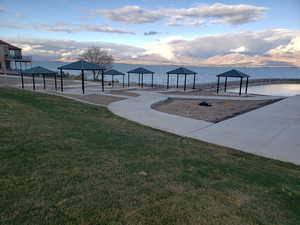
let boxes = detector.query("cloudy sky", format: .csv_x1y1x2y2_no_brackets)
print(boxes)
0,0,300,66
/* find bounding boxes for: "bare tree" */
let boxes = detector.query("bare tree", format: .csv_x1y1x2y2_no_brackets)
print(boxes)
80,47,113,80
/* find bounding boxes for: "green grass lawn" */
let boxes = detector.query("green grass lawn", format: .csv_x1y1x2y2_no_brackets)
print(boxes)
0,88,300,225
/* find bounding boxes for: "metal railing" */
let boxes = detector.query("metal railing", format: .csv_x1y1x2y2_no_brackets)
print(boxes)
5,54,32,61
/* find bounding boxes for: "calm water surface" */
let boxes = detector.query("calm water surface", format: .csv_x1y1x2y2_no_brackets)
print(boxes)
32,61,300,86
231,84,300,96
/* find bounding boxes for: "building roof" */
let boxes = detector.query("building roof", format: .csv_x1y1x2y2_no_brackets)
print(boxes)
57,60,103,70
22,66,57,75
216,69,250,78
104,69,125,75
0,40,21,50
127,67,154,74
167,67,196,74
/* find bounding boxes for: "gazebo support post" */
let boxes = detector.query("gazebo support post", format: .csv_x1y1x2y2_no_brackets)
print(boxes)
32,74,35,91
239,77,243,96
245,77,249,94
217,76,220,93
112,75,114,88
224,76,228,92
141,73,144,88
43,74,46,89
128,73,130,87
60,69,63,92
81,69,85,94
54,73,57,91
176,74,179,88
123,75,125,88
184,74,187,91
167,74,169,89
20,72,24,89
101,69,104,92
193,74,196,89
151,73,154,88
138,73,140,86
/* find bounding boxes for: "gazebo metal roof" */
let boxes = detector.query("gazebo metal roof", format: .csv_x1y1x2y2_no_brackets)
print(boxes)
57,60,105,94
216,69,250,78
23,66,57,75
167,67,196,74
127,67,153,74
216,69,250,96
166,67,197,90
127,67,154,88
21,66,57,91
58,60,103,70
104,69,125,75
104,69,126,88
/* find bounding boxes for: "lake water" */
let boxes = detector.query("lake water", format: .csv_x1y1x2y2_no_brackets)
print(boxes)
32,61,300,86
231,84,300,96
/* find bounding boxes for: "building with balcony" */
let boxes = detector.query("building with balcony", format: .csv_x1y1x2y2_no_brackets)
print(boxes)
0,40,32,75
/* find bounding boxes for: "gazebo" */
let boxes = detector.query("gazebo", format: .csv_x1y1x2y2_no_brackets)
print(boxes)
216,69,250,96
58,60,104,94
127,67,154,88
166,67,197,91
22,66,57,91
104,69,125,88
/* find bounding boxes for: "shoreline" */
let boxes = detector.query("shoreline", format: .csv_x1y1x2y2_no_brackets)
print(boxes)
196,78,300,91
1,74,300,90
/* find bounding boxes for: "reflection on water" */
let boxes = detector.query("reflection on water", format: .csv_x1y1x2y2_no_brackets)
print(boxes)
231,84,300,96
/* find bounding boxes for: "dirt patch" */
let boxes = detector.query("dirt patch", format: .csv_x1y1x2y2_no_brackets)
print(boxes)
61,94,126,105
153,98,283,123
163,90,242,97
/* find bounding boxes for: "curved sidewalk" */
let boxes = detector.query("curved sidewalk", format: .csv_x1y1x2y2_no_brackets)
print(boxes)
109,91,300,165
109,92,213,136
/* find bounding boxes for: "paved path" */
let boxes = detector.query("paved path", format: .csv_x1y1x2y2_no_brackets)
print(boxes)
109,91,300,165
189,95,300,165
109,92,213,136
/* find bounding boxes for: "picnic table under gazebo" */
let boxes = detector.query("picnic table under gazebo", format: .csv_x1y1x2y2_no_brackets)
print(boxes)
104,69,126,88
216,69,250,96
127,67,154,88
21,66,57,91
58,60,104,94
166,67,197,91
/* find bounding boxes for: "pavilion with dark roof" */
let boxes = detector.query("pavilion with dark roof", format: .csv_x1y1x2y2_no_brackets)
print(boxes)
166,67,197,91
104,69,126,88
216,69,250,96
58,60,104,94
22,66,57,91
127,67,154,88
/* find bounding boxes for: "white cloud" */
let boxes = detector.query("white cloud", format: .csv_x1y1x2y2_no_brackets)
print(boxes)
2,29,300,66
91,3,268,26
1,38,145,62
230,46,248,53
35,23,135,34
167,19,206,27
91,5,163,24
143,29,300,66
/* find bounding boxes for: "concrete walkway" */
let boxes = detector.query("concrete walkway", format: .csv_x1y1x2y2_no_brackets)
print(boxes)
109,91,300,165
109,92,213,135
189,95,300,165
